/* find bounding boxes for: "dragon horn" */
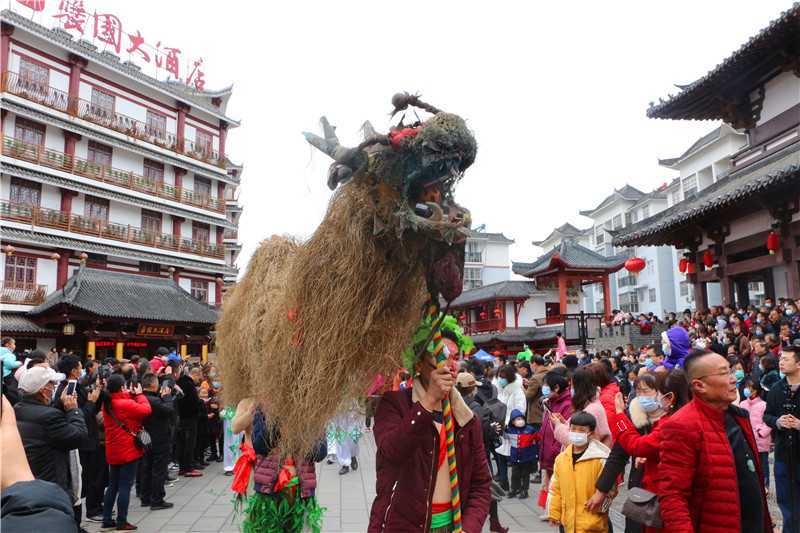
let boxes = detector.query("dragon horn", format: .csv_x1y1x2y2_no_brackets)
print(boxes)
302,116,358,164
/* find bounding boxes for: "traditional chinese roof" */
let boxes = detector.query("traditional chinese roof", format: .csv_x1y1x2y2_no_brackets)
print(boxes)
514,239,627,277
471,325,562,345
466,229,514,244
0,313,58,336
449,280,538,307
646,4,800,122
0,227,236,275
532,222,590,247
613,142,800,247
30,267,219,324
658,124,746,169
1,9,240,126
579,185,646,217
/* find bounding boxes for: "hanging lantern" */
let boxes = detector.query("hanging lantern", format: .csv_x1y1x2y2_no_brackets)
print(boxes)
687,261,696,274
767,231,780,255
458,312,466,322
479,310,488,320
624,257,646,273
493,305,502,318
492,350,502,356
678,257,688,273
703,249,714,269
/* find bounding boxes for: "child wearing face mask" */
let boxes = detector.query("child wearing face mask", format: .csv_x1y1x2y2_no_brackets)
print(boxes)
504,409,539,499
547,411,610,532
739,378,772,493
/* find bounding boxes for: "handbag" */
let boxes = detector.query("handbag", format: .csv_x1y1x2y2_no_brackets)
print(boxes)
621,487,663,528
108,406,152,453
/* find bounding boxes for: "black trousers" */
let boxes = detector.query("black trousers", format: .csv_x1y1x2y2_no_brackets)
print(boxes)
140,448,169,505
80,447,108,517
177,418,198,471
510,462,533,493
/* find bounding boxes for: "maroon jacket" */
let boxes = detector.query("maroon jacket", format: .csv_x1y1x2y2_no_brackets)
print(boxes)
538,388,572,471
367,389,491,533
657,397,772,533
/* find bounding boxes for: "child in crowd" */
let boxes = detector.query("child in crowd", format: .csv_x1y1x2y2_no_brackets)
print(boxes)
505,409,539,499
548,411,610,533
739,377,772,492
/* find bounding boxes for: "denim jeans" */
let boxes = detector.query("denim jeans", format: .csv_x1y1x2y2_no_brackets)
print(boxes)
493,451,509,485
103,460,138,527
760,451,770,490
775,459,800,533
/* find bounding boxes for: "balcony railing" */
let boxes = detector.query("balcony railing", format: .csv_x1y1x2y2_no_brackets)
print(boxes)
2,135,224,213
223,228,238,240
1,200,224,259
1,281,47,305
465,252,483,263
463,318,505,335
535,315,564,326
3,71,225,167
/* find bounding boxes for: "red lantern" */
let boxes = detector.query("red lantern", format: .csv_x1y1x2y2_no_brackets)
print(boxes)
492,350,502,356
493,306,502,318
703,249,714,269
687,262,696,274
767,231,780,255
458,313,466,322
624,257,646,273
678,257,688,273
479,310,488,320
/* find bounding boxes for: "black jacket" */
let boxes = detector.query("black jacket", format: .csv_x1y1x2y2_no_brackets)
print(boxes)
465,393,502,451
176,375,201,419
53,381,98,451
14,397,87,499
143,390,176,451
763,378,800,464
1,479,77,533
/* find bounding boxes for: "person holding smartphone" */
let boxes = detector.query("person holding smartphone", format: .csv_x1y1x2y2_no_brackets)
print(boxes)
139,373,176,510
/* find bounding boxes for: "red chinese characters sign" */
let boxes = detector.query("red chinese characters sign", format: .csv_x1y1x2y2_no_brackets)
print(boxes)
137,324,175,337
45,0,207,89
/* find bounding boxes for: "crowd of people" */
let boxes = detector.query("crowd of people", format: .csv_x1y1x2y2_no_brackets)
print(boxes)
0,342,237,533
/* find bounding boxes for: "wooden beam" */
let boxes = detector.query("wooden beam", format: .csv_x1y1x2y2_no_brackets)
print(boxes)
725,254,779,276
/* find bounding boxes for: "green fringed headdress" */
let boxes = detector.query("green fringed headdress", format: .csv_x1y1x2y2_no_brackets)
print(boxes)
401,313,475,373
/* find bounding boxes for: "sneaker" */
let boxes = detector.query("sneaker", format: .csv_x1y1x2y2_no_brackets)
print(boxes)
351,457,359,471
539,513,549,522
180,470,203,477
167,472,178,481
100,524,116,532
86,515,104,523
150,501,175,511
115,523,138,531
338,465,350,475
168,463,179,471
224,470,234,477
215,455,223,463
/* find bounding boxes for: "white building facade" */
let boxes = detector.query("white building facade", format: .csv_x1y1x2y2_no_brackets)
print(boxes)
463,229,513,290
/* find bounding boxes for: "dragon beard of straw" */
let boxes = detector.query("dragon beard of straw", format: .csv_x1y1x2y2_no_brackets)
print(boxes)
217,180,430,456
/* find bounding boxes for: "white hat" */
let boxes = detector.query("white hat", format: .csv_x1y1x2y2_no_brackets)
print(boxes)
18,366,66,394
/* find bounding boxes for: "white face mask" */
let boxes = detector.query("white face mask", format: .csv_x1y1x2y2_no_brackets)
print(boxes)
513,419,526,428
568,431,588,446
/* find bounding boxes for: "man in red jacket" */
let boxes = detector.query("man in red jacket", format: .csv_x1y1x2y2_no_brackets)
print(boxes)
658,350,772,533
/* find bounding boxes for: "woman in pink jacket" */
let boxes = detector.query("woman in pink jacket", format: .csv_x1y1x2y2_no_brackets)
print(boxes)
551,367,612,449
739,377,772,492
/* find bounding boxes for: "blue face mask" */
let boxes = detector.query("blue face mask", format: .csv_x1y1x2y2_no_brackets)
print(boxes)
644,357,654,369
735,370,745,382
638,396,660,413
742,388,752,399
569,387,575,396
541,385,551,397
780,371,786,379
497,378,508,388
212,381,221,389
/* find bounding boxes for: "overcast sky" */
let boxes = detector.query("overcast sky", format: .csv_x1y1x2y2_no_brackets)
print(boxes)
19,0,795,272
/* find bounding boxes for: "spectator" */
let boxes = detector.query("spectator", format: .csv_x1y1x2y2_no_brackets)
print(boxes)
1,337,22,405
763,345,800,533
176,366,204,477
139,373,175,510
658,350,771,533
14,366,87,531
555,331,567,360
150,347,168,375
525,355,548,483
740,377,772,495
101,374,152,532
505,409,537,499
588,362,620,441
552,367,612,449
493,365,526,491
206,386,223,463
538,369,572,519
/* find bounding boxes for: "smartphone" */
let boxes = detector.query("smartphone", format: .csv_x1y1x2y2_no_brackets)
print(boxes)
66,380,77,396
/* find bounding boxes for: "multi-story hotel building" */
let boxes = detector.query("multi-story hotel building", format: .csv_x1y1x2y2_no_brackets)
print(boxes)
0,10,243,359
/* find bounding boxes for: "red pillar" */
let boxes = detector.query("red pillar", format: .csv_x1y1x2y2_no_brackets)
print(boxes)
215,278,222,308
217,181,225,201
172,267,180,284
1,23,13,86
602,275,612,320
67,54,87,115
63,131,81,156
218,122,228,160
176,102,190,152
215,226,224,246
173,167,186,202
59,188,77,212
56,249,70,289
558,273,568,318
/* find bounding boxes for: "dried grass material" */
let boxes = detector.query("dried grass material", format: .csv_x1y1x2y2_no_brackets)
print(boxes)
219,179,429,455
216,235,299,407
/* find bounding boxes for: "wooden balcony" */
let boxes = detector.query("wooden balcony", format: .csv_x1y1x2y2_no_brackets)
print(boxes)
0,200,224,259
2,135,224,213
1,281,46,305
2,71,224,167
463,318,505,335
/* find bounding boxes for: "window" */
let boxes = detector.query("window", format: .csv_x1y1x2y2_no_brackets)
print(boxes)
195,130,213,157
4,256,36,286
619,291,639,313
612,214,623,230
90,87,115,117
145,111,166,140
646,259,654,274
463,267,482,290
465,241,482,263
142,159,164,188
649,288,657,303
671,191,681,205
683,175,698,199
679,281,690,297
14,117,46,146
19,57,49,90
194,176,212,202
88,141,112,167
595,228,605,245
191,279,208,302
192,222,210,243
9,177,41,207
641,205,650,219
141,209,162,236
140,262,160,274
85,253,106,267
618,274,638,288
84,195,109,221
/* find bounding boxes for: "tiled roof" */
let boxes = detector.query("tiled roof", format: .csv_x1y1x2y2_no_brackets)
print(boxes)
467,229,514,244
613,142,800,247
471,325,562,344
2,164,235,229
579,185,646,216
658,125,746,169
532,223,590,247
646,4,800,121
449,281,537,307
515,239,627,277
30,267,219,324
0,227,236,275
1,9,239,125
0,313,58,335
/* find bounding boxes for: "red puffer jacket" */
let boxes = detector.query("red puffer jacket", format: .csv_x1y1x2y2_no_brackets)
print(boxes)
599,382,620,441
367,388,491,533
615,412,666,498
657,397,772,533
103,391,152,465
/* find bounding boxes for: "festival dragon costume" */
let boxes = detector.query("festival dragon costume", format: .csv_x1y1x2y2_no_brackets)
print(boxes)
217,93,477,532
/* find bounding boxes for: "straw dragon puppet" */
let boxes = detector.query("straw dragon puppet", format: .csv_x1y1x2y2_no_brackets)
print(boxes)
216,93,477,457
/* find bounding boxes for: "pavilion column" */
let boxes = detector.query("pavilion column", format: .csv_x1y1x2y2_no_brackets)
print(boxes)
67,54,88,115
781,224,800,297
172,267,181,284
602,275,612,320
56,248,71,289
172,216,184,248
558,273,568,317
115,341,124,360
180,344,187,358
201,343,208,363
218,122,228,161
60,188,78,213
86,340,96,359
214,277,222,308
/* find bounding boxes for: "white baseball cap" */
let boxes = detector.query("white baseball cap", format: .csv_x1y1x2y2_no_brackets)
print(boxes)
18,366,66,394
